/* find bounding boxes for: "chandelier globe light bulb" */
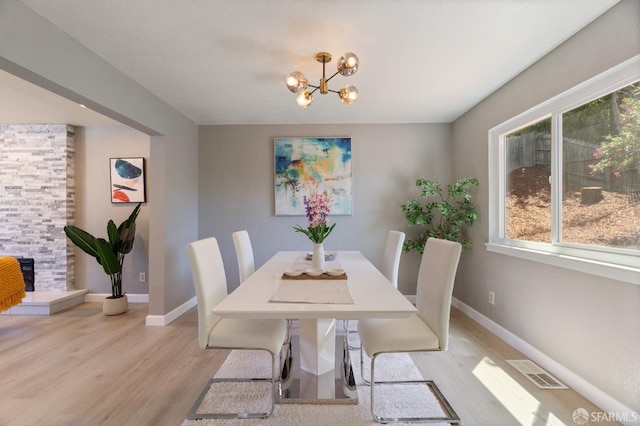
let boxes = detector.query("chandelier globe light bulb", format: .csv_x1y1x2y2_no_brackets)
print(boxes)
286,71,308,93
337,52,359,76
296,90,313,108
339,85,359,104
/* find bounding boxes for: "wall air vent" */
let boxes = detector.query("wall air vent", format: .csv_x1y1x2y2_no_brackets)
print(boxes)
507,360,568,389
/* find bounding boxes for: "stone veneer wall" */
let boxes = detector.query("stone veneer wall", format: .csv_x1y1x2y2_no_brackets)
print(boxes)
0,124,75,291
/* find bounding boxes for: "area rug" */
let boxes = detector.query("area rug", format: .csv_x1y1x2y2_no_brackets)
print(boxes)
182,330,452,425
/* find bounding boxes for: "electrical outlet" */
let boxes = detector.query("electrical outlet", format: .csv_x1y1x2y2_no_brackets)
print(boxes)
139,272,146,283
489,291,495,305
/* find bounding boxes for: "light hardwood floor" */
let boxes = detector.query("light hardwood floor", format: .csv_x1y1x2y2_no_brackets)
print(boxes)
0,303,613,426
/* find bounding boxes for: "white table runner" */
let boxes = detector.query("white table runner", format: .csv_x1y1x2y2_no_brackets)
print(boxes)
269,278,354,304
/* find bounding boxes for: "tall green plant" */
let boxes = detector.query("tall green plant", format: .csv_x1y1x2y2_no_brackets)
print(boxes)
64,203,141,298
401,178,478,253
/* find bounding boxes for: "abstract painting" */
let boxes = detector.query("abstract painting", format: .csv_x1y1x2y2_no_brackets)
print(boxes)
275,137,352,215
110,157,146,203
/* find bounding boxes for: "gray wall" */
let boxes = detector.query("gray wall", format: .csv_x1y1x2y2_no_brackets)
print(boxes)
198,124,452,294
451,0,640,411
0,0,199,317
74,125,150,295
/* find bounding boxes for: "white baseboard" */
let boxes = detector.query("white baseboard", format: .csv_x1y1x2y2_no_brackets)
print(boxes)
145,296,196,327
451,297,639,425
84,293,149,303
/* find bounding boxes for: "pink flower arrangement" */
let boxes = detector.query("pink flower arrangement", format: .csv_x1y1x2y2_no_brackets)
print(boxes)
293,191,336,243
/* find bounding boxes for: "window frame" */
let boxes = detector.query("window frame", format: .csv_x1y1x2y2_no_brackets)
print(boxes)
488,55,640,286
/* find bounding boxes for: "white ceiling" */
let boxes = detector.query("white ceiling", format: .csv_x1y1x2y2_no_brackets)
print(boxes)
4,0,620,126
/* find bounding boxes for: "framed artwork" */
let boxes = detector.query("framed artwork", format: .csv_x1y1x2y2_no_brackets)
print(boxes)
274,137,352,216
110,157,146,203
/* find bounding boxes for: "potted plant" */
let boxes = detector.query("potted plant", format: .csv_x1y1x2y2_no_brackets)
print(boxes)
401,178,479,253
64,203,141,315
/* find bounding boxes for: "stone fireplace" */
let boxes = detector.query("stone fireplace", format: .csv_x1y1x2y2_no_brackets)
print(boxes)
0,123,76,294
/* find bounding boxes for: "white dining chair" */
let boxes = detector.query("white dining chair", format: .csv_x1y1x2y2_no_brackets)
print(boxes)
186,237,287,420
233,230,295,348
358,237,462,424
232,230,255,284
346,230,405,349
380,230,405,288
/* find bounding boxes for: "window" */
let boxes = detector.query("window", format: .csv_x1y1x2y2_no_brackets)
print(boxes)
489,56,640,284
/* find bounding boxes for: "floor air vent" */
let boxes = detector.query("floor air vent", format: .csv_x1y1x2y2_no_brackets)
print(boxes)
506,360,568,389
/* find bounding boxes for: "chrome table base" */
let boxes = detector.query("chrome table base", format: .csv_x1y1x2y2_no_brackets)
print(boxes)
278,335,358,404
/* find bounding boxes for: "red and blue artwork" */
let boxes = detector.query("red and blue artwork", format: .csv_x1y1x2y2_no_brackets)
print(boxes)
110,157,146,203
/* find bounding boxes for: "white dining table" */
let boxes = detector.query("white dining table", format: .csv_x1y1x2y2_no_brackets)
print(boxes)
212,251,417,404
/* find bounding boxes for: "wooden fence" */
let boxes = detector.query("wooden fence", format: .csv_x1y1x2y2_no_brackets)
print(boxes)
506,133,639,194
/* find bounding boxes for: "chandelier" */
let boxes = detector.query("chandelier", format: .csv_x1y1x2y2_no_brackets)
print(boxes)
286,52,359,108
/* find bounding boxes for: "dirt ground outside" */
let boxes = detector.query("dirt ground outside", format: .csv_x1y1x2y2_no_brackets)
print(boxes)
506,166,640,250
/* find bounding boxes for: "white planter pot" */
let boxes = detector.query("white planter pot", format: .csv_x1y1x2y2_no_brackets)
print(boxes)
103,295,128,316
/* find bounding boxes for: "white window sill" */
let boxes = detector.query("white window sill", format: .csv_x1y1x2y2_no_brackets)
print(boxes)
486,243,640,286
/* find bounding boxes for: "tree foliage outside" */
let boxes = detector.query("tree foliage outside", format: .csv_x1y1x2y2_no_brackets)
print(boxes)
562,93,618,144
513,82,638,149
401,178,479,253
590,92,640,175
